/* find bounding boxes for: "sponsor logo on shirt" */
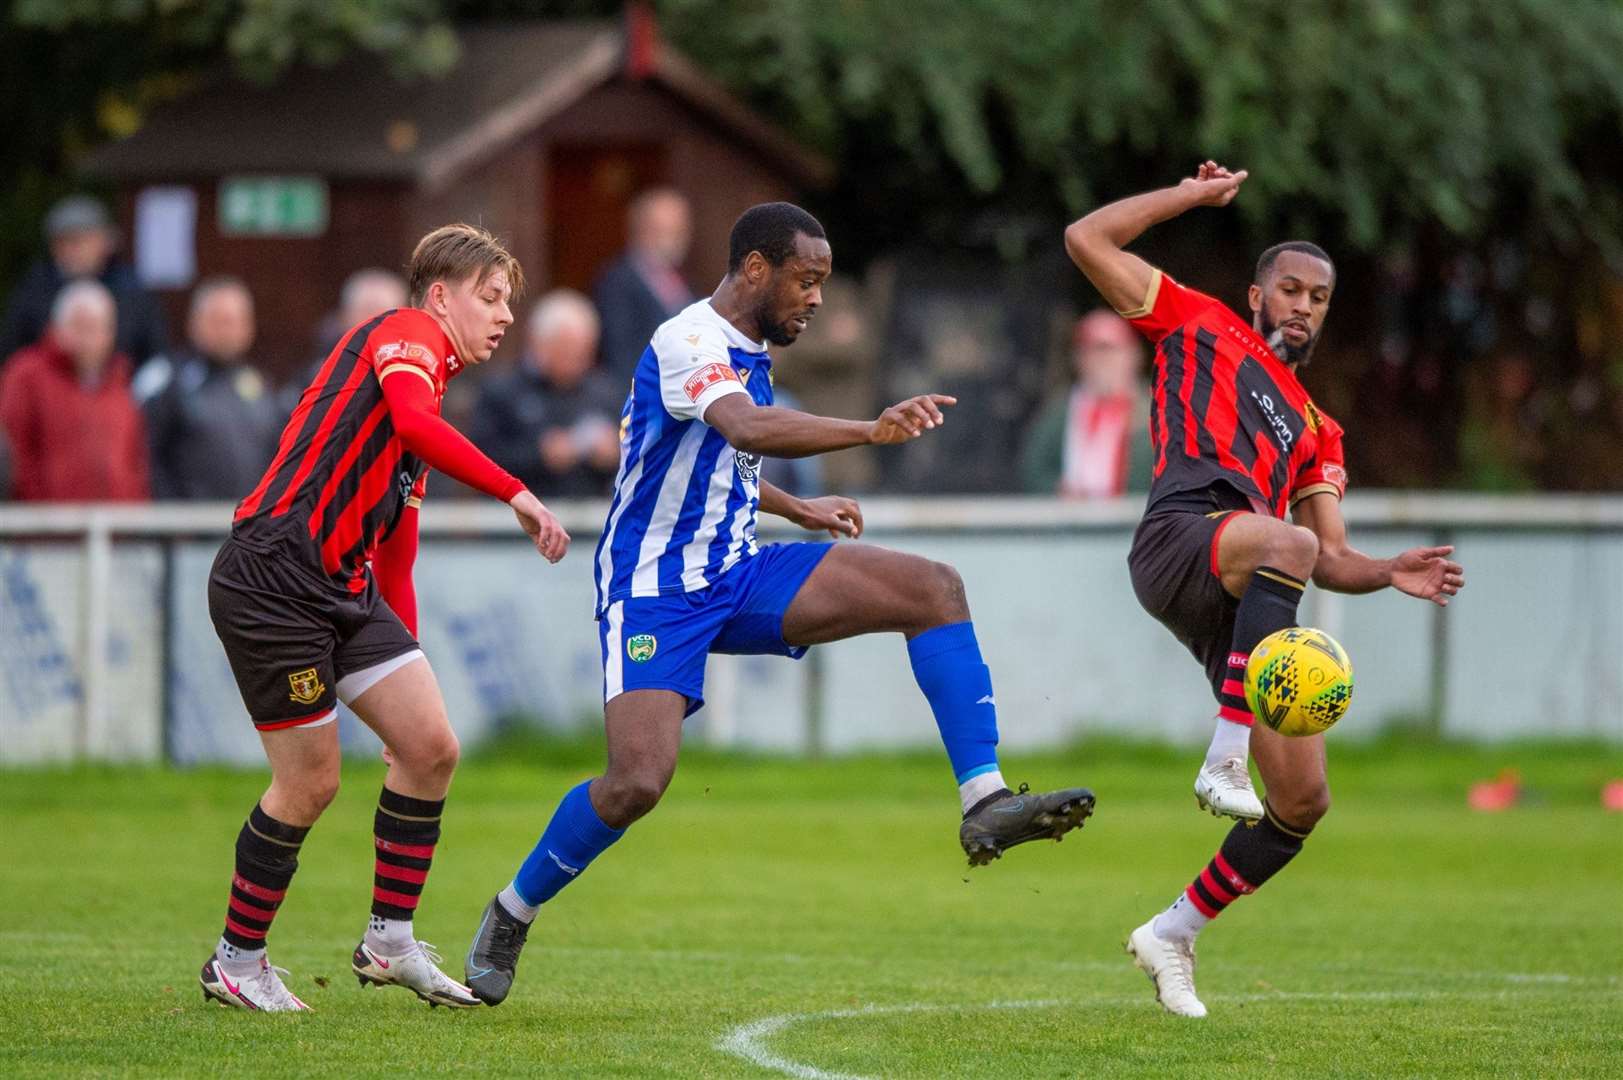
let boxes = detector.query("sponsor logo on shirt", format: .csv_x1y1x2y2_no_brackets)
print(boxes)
376,341,439,367
1322,463,1348,491
683,362,740,403
1250,390,1295,452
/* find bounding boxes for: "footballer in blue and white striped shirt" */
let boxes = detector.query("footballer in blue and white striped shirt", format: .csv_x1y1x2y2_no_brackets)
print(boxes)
464,203,1095,1006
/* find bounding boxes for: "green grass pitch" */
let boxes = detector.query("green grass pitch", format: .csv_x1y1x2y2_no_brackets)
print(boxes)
2,736,1619,1078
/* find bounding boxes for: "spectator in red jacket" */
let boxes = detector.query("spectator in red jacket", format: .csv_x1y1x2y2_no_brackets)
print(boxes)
0,280,150,501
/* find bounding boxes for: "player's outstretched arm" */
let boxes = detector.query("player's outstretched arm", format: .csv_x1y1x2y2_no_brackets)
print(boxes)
703,392,957,459
1064,161,1248,314
759,479,862,539
1292,493,1465,604
380,370,570,562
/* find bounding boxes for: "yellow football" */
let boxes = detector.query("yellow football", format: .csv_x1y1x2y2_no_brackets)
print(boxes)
1244,627,1354,737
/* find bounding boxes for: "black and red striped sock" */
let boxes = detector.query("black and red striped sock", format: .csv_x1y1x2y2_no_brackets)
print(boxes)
1168,800,1314,938
1219,566,1308,724
220,803,309,957
371,787,444,929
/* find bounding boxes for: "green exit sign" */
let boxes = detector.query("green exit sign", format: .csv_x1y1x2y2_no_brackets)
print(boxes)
218,176,328,236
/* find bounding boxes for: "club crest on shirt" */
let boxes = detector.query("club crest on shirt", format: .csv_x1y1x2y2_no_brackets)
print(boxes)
288,668,325,705
1303,399,1323,433
626,634,658,663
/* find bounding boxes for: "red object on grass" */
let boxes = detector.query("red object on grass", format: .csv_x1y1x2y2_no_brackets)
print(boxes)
1468,768,1522,812
1602,781,1623,812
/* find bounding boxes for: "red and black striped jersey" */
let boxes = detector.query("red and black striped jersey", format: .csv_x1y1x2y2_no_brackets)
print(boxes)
233,309,463,591
1122,270,1347,519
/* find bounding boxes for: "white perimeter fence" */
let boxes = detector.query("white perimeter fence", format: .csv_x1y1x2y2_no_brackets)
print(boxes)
2,494,1620,765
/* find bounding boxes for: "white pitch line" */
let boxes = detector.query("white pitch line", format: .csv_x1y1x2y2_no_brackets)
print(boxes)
714,990,1578,1080
717,999,1070,1080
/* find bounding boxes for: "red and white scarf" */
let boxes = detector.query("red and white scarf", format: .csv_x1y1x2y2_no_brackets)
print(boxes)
1060,388,1133,499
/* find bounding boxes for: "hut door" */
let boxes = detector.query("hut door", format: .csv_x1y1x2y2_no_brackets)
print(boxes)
548,143,669,291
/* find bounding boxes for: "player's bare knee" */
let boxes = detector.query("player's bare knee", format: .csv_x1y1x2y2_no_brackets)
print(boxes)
597,768,669,826
1267,525,1319,579
399,728,459,783
921,560,969,627
275,767,339,820
1275,783,1331,830
428,728,461,777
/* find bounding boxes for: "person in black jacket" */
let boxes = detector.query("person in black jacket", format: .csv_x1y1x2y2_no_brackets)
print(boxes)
592,188,694,385
1,196,169,368
133,277,281,500
469,290,624,498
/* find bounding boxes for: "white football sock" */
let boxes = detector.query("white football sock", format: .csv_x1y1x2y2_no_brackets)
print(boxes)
364,914,416,955
1152,892,1211,944
215,937,265,978
498,883,540,924
959,769,1008,814
1204,715,1252,769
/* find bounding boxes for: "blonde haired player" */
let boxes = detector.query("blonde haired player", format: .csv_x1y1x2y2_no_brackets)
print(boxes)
198,225,567,1011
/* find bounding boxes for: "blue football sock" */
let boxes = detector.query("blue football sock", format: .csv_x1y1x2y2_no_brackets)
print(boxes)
907,621,1002,784
510,780,624,909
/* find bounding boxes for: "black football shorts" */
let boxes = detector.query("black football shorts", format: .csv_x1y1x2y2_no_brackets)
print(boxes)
1127,489,1253,703
207,536,420,730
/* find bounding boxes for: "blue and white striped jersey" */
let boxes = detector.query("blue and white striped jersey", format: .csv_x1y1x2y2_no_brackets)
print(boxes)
593,300,774,614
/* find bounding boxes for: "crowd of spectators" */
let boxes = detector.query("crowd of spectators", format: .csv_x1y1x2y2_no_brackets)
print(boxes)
0,192,676,505
8,190,1608,506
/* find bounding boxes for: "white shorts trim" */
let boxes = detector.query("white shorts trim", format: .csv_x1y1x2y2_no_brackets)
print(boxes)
302,710,338,729
336,649,426,705
603,603,625,702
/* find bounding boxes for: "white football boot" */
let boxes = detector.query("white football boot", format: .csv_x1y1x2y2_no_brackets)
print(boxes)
1126,919,1208,1018
353,939,480,1008
200,954,310,1012
1194,757,1264,821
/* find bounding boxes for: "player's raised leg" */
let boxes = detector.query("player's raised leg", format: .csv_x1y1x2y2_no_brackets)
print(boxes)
344,655,479,1008
781,543,1095,866
1130,725,1328,1016
467,690,679,1004
1195,513,1317,821
200,722,337,1012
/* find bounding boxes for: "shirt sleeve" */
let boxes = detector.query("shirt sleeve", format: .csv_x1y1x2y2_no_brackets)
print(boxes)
1118,269,1221,344
1290,407,1348,504
380,367,525,503
657,326,749,422
372,502,419,636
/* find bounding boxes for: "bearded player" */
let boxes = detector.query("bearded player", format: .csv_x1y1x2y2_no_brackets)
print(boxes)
1064,164,1464,1016
199,224,569,1011
462,203,1096,1005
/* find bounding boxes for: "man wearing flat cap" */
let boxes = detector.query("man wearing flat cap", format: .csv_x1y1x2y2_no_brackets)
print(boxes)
1,195,169,369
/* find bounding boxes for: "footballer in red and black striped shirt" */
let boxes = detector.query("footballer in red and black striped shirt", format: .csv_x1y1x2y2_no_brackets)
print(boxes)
1066,163,1464,1017
199,224,569,1013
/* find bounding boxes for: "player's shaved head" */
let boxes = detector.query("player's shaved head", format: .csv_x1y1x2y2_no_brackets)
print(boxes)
1255,241,1335,288
727,203,826,272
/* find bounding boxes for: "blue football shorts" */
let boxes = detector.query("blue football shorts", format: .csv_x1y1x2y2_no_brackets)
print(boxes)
597,541,834,715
